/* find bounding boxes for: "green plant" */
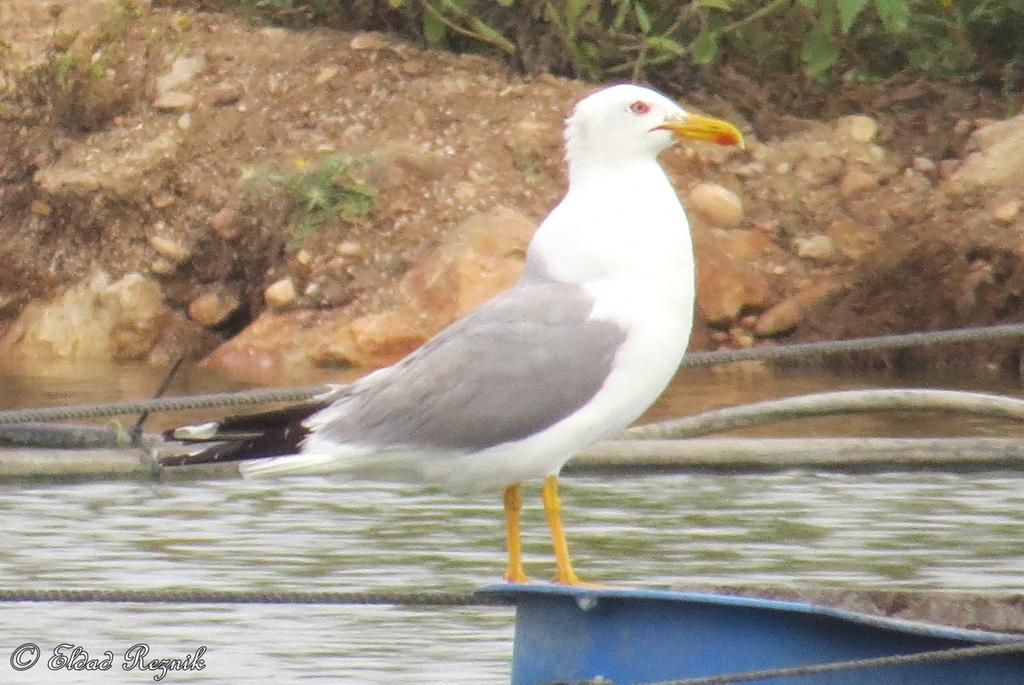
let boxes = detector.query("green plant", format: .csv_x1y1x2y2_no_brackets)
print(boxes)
218,0,1024,92
4,0,148,131
696,0,1024,86
243,153,377,250
386,0,515,53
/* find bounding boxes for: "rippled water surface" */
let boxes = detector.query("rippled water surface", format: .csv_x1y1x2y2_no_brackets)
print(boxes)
2,364,1024,682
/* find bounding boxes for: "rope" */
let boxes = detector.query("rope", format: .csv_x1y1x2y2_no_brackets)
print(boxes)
0,588,506,607
0,323,1023,427
638,642,1024,685
622,389,1024,440
0,324,1022,425
0,386,329,426
7,390,1024,450
680,322,1024,368
574,437,1024,471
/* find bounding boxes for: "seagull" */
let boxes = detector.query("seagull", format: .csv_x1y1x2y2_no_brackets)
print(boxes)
162,84,743,584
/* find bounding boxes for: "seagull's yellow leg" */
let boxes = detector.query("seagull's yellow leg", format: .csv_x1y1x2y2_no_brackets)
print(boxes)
542,475,582,585
503,484,529,583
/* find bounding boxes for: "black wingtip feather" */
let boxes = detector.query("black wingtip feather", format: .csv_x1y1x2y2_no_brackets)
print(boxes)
160,400,328,467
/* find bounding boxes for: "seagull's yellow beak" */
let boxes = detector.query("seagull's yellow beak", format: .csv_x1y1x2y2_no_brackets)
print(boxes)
656,113,745,149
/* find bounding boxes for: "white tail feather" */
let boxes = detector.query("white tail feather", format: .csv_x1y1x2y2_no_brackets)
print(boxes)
239,452,338,478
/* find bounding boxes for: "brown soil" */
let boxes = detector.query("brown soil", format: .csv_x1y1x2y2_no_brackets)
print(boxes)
1,0,1022,377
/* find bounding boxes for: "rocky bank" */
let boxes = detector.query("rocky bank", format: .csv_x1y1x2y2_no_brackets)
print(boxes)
2,0,1023,382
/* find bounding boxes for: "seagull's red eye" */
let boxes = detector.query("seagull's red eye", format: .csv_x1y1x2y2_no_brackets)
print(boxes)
629,100,650,115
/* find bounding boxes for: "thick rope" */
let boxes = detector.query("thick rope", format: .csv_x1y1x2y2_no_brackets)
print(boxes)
0,386,329,426
0,588,505,607
680,322,1024,368
7,390,1024,456
574,437,1024,471
623,389,1024,440
640,642,1024,685
0,324,1023,426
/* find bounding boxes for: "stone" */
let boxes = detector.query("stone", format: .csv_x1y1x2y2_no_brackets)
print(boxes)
714,229,787,262
314,66,339,85
754,298,803,337
326,256,349,275
838,115,878,143
264,278,297,309
796,156,844,187
755,281,834,337
913,156,937,174
259,27,289,41
734,161,766,178
953,118,974,137
188,291,239,328
0,272,170,361
399,206,536,327
34,130,180,198
795,234,838,263
150,258,176,275
151,193,175,209
101,274,170,360
350,32,389,51
315,310,428,368
687,183,744,228
708,330,728,344
729,326,755,348
156,54,206,93
153,91,195,111
840,167,878,197
207,209,535,377
30,199,52,216
201,310,322,383
693,228,772,324
235,207,541,372
336,240,364,257
211,82,242,106
993,200,1021,223
148,232,191,262
402,60,426,76
947,114,1024,195
936,159,960,178
209,206,240,238
828,217,877,259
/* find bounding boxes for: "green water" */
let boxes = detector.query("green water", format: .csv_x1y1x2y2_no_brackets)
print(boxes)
1,364,1023,682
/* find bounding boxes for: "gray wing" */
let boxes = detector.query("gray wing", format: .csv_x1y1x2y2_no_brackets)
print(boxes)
313,280,627,452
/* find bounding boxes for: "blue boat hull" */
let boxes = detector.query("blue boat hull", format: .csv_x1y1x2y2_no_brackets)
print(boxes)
481,584,1024,685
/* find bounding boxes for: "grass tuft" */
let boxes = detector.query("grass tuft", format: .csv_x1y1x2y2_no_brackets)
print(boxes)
243,153,377,251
